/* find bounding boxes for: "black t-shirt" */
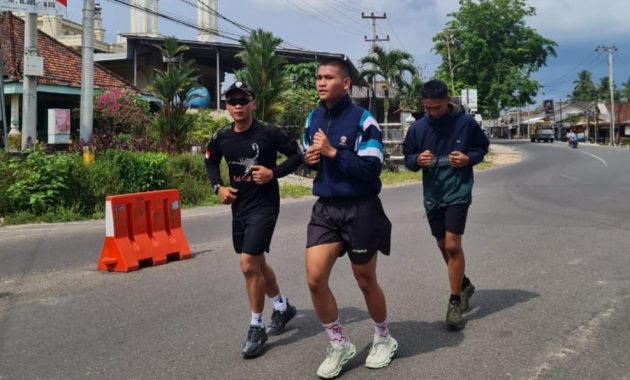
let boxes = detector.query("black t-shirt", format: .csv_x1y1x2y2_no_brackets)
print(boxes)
205,120,302,216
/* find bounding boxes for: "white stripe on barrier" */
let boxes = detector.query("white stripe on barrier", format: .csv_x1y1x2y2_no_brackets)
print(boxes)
105,200,114,237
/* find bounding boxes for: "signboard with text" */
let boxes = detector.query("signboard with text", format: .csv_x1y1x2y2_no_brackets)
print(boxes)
0,0,67,15
461,88,478,113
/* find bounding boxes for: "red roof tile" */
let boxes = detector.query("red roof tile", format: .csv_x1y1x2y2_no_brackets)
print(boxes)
1,12,135,91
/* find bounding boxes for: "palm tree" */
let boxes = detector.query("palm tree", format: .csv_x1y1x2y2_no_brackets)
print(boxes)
571,70,596,101
360,46,417,124
597,76,621,103
398,74,424,114
621,76,630,103
236,29,287,122
150,37,199,151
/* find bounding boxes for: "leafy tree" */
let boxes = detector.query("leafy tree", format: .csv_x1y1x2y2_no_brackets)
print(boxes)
432,0,557,117
571,70,597,101
621,76,630,102
398,74,424,113
150,37,199,152
236,29,287,122
597,76,621,102
284,62,318,90
360,45,417,123
277,88,319,139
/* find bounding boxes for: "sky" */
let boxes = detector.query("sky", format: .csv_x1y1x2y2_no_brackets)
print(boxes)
66,0,630,109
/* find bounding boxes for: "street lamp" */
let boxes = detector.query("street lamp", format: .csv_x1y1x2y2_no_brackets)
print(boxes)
449,59,469,95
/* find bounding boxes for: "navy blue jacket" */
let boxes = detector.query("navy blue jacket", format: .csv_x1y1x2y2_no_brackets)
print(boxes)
303,95,384,198
403,104,489,211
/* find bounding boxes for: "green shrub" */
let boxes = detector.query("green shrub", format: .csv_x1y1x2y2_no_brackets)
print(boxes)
6,150,87,214
190,111,230,147
0,153,15,215
86,150,169,202
166,153,213,205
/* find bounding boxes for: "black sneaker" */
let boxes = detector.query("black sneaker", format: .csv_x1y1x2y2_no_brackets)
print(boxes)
241,325,268,358
267,302,297,336
446,300,463,330
461,283,476,313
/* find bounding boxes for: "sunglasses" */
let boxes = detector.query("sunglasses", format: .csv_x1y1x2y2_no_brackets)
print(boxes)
226,97,252,106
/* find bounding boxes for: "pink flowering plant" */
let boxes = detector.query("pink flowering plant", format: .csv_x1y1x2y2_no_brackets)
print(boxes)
93,88,152,150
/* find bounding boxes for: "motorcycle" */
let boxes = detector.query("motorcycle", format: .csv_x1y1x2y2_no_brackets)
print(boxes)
568,136,578,149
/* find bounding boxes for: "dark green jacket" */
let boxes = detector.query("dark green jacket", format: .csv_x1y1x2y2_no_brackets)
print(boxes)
402,104,489,211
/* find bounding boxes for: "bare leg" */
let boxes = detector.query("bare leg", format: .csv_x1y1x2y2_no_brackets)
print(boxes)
443,232,465,296
240,253,267,313
351,254,387,323
305,242,344,324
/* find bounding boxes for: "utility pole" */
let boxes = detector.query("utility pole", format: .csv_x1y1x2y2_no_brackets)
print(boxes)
80,0,95,143
0,45,8,152
596,45,617,146
362,12,389,115
21,13,38,149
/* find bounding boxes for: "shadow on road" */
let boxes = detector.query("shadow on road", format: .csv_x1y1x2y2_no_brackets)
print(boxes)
383,288,539,361
466,288,540,322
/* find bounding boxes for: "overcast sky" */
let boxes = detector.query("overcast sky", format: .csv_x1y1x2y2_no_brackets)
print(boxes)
67,0,630,108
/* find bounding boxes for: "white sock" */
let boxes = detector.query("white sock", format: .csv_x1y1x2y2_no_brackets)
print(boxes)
272,293,287,312
250,312,264,328
373,319,390,338
323,319,346,345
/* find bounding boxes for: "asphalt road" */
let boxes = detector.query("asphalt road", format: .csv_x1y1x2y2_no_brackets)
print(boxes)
1,141,630,379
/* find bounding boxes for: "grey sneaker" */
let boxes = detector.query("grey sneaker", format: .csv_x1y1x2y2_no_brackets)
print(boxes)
446,300,463,329
316,341,356,379
365,335,398,369
461,283,476,313
267,302,297,336
241,325,268,358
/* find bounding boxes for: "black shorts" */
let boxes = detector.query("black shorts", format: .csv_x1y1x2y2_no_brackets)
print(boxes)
426,204,469,239
232,212,278,255
306,195,391,265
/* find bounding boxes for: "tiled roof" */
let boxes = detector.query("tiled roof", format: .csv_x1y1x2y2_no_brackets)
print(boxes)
1,12,135,91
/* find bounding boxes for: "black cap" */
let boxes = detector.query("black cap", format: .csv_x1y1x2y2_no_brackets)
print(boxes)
224,81,255,99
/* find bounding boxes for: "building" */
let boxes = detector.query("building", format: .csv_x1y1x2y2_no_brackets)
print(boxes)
1,12,137,143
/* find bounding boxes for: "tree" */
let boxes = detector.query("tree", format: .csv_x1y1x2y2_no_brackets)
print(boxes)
621,76,630,102
284,62,318,90
432,0,557,117
360,45,417,124
597,76,621,103
571,70,597,101
236,29,287,122
150,37,199,152
398,74,424,113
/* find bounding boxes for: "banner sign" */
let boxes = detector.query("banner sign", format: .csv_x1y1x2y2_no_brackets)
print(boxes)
543,99,554,120
0,0,67,15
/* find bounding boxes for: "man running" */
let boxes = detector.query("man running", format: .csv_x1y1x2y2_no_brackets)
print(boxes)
403,79,489,329
205,81,302,358
303,57,397,378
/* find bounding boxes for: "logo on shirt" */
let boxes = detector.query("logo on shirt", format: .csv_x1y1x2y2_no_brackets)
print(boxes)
339,136,348,146
228,143,260,181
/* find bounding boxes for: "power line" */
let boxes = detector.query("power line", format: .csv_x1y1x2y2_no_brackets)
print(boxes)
104,0,241,41
284,0,364,35
541,51,600,87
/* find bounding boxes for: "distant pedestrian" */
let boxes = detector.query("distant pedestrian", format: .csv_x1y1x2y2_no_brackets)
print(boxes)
205,81,303,358
402,79,489,329
303,57,397,378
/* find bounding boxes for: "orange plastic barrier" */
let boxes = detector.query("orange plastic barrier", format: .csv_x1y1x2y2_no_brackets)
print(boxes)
97,189,192,272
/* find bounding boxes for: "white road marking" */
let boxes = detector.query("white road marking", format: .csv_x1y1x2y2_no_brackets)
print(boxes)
580,151,608,167
526,298,620,379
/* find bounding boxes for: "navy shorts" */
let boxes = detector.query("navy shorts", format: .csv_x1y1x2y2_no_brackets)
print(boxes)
426,204,469,239
306,195,391,265
232,212,278,255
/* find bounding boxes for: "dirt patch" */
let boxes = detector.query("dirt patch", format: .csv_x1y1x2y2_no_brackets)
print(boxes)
490,144,522,166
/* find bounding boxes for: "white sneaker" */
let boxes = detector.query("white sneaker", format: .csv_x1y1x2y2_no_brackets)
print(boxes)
316,341,356,379
365,335,398,369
